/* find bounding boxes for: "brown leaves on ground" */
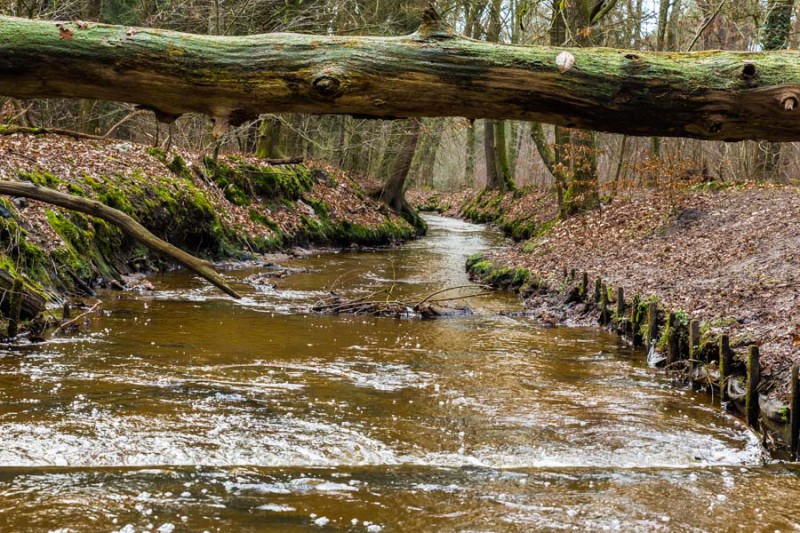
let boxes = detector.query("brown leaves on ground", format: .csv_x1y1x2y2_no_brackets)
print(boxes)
419,185,800,401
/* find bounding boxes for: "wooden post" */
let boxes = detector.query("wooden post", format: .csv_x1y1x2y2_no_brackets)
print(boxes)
689,320,700,360
646,301,658,347
599,284,609,325
569,268,576,282
594,278,601,304
562,266,568,279
630,294,641,345
791,365,800,461
719,334,732,403
666,312,678,366
616,286,625,318
581,272,589,300
746,345,761,428
62,302,71,320
6,277,23,338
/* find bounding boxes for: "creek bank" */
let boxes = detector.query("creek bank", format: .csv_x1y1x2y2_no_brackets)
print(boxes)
411,184,800,457
0,132,416,331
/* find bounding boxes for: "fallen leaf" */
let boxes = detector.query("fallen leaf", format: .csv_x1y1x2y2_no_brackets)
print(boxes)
59,26,74,40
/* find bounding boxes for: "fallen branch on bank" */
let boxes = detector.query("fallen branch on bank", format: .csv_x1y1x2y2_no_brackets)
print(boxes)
0,181,241,298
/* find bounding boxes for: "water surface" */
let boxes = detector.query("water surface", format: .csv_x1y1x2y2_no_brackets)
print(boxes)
0,215,796,532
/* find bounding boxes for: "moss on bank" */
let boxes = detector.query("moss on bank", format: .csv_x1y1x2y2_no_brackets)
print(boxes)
0,136,416,303
460,188,555,241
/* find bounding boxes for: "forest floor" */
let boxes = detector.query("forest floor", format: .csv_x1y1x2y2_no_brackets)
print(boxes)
410,185,800,403
0,131,415,300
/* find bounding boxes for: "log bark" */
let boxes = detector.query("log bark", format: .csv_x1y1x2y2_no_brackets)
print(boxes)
0,181,241,299
3,13,800,141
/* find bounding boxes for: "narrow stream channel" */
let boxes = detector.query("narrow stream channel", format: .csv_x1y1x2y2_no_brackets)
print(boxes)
0,215,798,531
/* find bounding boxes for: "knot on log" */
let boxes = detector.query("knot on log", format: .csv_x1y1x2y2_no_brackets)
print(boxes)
780,93,798,111
707,116,724,134
742,62,757,80
312,74,343,98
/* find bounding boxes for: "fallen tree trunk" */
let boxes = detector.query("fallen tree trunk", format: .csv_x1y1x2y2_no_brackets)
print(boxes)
2,12,800,141
0,181,241,299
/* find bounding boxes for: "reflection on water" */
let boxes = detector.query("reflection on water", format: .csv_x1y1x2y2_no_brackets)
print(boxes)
0,215,795,531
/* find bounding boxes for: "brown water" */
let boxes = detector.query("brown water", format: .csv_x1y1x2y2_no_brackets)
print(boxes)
0,215,798,532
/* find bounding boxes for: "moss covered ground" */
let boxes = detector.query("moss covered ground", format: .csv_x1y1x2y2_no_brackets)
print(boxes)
0,133,415,301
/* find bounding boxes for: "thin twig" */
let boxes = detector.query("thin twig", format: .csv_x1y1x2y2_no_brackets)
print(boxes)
416,284,491,306
687,0,728,52
52,300,101,335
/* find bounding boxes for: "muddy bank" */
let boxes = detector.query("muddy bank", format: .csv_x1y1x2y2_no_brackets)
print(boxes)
411,185,800,454
0,132,415,305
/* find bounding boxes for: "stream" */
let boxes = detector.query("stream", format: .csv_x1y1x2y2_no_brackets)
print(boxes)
0,215,798,531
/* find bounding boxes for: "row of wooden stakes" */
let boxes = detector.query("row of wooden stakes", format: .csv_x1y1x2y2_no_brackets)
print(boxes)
563,267,800,461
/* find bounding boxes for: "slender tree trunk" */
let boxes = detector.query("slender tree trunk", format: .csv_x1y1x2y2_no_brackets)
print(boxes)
757,0,795,182
464,119,476,187
484,119,499,189
493,120,514,191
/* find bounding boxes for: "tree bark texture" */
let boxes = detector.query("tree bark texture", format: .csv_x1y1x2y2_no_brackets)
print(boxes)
3,14,800,141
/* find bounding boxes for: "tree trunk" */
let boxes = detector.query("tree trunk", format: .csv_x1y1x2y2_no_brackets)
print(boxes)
255,116,284,159
379,118,425,230
464,119,476,187
757,0,795,181
2,14,800,141
493,120,514,191
483,120,499,189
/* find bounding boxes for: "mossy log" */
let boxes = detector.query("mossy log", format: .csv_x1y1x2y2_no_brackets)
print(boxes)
4,11,800,141
0,181,241,298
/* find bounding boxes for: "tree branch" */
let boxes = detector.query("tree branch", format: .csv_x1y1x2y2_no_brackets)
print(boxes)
0,181,241,299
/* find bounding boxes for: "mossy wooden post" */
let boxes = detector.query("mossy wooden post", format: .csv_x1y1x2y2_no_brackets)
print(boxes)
6,277,23,338
646,301,658,347
666,312,678,366
594,278,602,305
599,283,609,325
615,287,625,318
581,272,589,301
689,319,700,360
719,334,732,403
630,294,642,345
746,345,761,428
790,365,800,460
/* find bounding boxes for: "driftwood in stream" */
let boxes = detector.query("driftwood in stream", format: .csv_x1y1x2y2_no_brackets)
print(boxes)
0,268,46,319
3,9,800,141
311,285,489,318
0,181,241,299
